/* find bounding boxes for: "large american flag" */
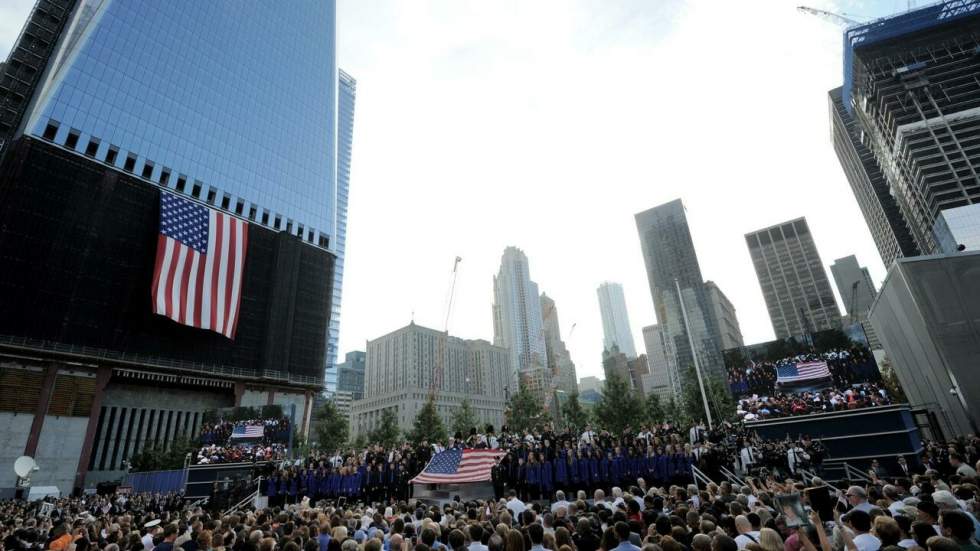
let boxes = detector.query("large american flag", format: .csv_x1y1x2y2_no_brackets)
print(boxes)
151,192,248,339
777,360,831,384
231,424,265,439
411,448,504,484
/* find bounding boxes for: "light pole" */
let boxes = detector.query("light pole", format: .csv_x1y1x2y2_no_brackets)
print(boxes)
674,278,713,430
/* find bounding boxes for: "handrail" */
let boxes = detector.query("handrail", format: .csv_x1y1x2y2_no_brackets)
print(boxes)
223,476,262,516
842,462,872,483
691,465,715,490
719,466,746,487
796,468,818,485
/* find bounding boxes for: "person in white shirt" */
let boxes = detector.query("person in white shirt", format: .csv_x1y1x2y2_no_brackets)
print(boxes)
787,445,810,475
846,486,873,513
467,525,489,551
844,510,881,551
734,515,760,550
550,491,570,513
593,489,614,511
505,491,526,520
580,425,597,447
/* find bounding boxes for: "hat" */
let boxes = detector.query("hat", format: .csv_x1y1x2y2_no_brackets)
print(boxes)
143,520,161,529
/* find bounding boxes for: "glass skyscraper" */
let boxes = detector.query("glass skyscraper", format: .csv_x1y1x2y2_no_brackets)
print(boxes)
22,0,338,247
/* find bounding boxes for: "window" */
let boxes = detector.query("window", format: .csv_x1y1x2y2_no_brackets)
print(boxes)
220,193,231,210
42,120,59,141
191,180,203,198
285,219,293,233
175,175,187,192
274,215,282,229
297,224,304,237
84,138,99,157
234,199,244,215
141,161,154,179
307,229,314,242
318,233,329,247
159,167,171,186
123,153,137,172
248,204,257,221
105,146,119,166
261,210,270,225
64,129,80,150
206,188,216,205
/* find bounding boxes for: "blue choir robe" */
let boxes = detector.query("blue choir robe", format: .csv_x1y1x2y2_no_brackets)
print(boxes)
527,464,540,489
553,456,567,486
577,458,590,486
540,461,553,493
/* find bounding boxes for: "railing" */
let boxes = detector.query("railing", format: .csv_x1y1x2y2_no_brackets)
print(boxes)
842,462,872,483
223,477,262,516
691,465,716,490
796,468,819,485
719,466,746,487
0,334,322,386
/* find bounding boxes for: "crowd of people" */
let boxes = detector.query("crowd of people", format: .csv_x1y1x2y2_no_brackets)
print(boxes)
194,418,292,465
726,349,880,398
735,383,893,421
2,430,977,551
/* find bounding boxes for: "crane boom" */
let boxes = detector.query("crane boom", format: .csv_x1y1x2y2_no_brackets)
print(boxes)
797,6,861,27
429,256,462,400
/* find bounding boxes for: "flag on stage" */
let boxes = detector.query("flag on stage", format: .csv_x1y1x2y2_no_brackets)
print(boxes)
410,448,504,484
152,192,248,339
231,424,265,439
776,360,831,384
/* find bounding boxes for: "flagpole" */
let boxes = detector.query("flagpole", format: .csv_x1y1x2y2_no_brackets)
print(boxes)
675,278,713,430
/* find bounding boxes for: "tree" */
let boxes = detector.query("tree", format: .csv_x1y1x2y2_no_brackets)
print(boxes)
349,432,367,449
561,393,589,432
506,383,544,433
663,397,688,427
370,407,401,448
593,373,644,435
409,398,447,444
680,366,735,425
129,436,198,472
645,392,665,425
311,400,349,453
450,398,478,437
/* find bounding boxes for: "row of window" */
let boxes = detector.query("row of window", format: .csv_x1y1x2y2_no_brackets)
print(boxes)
42,119,329,248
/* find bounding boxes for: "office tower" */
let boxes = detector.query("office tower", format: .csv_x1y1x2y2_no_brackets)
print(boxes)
828,87,920,266
351,322,509,437
325,70,357,392
838,3,980,256
830,256,877,322
745,218,842,339
540,293,578,396
596,282,638,358
336,350,366,401
635,199,725,383
492,247,547,390
933,204,980,253
641,324,678,404
870,251,980,438
602,346,649,394
577,376,602,395
0,1,341,493
704,281,744,351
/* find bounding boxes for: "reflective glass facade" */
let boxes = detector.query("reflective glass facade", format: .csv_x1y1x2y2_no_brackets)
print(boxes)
24,0,338,246
933,203,980,254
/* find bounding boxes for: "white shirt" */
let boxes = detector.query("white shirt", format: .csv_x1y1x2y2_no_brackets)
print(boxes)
550,500,570,513
897,539,916,549
853,533,881,551
468,543,489,551
735,532,760,550
506,498,526,519
142,534,155,551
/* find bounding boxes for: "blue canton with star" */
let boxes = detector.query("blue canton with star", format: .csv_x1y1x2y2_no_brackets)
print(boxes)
160,193,209,254
425,449,462,474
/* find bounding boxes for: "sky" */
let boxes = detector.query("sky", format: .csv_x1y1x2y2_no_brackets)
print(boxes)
0,0,915,383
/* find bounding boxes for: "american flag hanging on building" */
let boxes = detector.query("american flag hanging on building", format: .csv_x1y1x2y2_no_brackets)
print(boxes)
231,424,265,439
151,192,248,339
776,360,831,384
411,448,504,484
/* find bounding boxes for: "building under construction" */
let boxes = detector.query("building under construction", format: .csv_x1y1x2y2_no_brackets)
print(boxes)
835,0,980,257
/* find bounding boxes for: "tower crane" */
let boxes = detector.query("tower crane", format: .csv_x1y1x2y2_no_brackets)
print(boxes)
428,256,462,401
797,6,862,27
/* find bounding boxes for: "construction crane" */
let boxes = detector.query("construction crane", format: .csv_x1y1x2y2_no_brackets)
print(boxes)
428,256,462,400
847,280,861,325
797,6,862,27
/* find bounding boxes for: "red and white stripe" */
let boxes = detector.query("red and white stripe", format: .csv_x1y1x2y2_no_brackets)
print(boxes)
151,209,248,339
411,449,505,484
779,360,831,383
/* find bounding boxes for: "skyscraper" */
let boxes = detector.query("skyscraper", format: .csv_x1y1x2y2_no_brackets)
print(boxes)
540,293,578,396
325,70,357,392
635,199,724,383
596,282,638,358
336,350,366,401
641,324,677,404
830,256,877,323
745,218,842,339
828,87,919,266
492,247,547,390
704,281,744,351
837,3,980,256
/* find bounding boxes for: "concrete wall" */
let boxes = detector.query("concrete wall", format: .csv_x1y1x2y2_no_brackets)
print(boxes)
0,413,33,488
240,389,270,407
34,416,89,493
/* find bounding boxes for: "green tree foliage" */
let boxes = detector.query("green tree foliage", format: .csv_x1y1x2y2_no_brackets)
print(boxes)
561,393,590,432
370,407,401,448
594,373,644,435
409,399,447,443
349,432,367,449
450,398,478,437
645,392,665,425
506,383,544,433
680,366,736,424
311,400,349,453
128,436,198,472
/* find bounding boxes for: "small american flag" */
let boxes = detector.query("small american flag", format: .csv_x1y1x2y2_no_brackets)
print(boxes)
231,424,264,439
411,448,504,484
151,192,248,339
777,360,831,384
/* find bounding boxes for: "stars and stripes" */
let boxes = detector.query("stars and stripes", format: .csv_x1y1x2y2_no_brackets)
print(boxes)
151,192,248,339
411,448,504,484
231,424,265,439
776,360,831,384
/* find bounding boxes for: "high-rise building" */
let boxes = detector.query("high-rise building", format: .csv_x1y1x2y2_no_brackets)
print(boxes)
540,293,578,396
492,247,547,390
635,199,725,382
838,3,980,256
350,322,509,437
596,282,638,358
704,281,744,351
325,70,357,392
0,0,342,493
578,376,602,395
830,256,877,322
336,350,366,401
745,218,842,339
828,87,920,267
933,203,980,253
641,324,677,404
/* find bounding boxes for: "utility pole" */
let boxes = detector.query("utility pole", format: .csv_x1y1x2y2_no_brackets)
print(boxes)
674,278,713,430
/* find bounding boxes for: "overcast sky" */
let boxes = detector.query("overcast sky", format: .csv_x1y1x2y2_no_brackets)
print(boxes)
1,0,911,383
